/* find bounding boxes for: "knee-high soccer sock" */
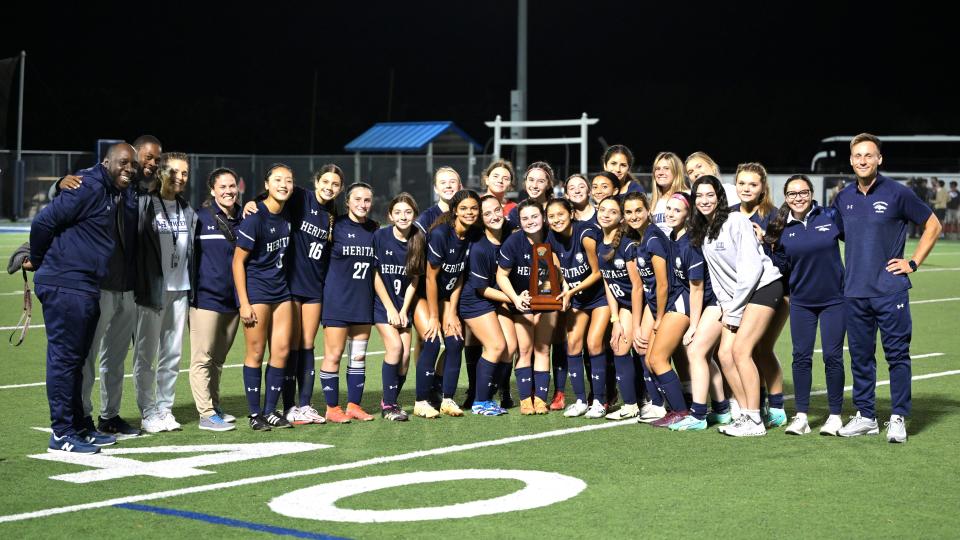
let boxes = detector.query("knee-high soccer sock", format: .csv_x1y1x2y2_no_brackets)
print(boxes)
515,366,534,401
318,370,340,408
690,401,708,420
567,353,586,402
655,369,687,412
759,385,768,410
768,392,784,411
640,359,664,406
605,351,618,402
382,361,400,406
398,372,408,394
584,353,594,401
534,370,550,401
552,343,568,393
442,336,465,399
347,361,366,406
463,344,482,401
298,349,317,408
497,361,512,396
263,364,284,414
243,366,262,416
475,358,498,403
614,354,637,405
282,351,299,411
589,354,607,404
711,399,730,414
415,338,442,401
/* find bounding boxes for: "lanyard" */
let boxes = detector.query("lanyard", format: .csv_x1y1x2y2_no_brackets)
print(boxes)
156,195,183,268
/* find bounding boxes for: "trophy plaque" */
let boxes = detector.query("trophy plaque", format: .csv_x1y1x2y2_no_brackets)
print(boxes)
529,243,562,311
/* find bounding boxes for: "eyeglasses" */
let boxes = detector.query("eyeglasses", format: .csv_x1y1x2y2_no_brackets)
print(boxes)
785,190,811,200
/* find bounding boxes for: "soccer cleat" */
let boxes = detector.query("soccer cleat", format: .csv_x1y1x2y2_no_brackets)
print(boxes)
262,410,293,429
214,408,236,423
439,398,464,417
533,396,549,415
885,415,907,443
563,399,589,418
550,391,566,411
413,400,440,419
837,412,879,437
381,404,409,422
722,414,767,437
325,406,353,423
48,433,99,454
471,401,503,416
668,415,707,431
519,398,535,415
79,429,117,447
706,410,733,426
141,413,167,434
500,393,516,410
346,403,375,421
651,410,688,428
199,414,236,432
299,405,327,424
764,407,788,428
784,415,811,435
460,392,475,411
160,411,182,432
606,403,640,420
584,400,607,419
637,402,667,424
819,414,843,436
248,414,272,431
97,415,141,438
285,406,310,425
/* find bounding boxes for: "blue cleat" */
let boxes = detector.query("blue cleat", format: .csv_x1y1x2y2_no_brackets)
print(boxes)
668,415,708,431
707,410,732,426
764,407,788,428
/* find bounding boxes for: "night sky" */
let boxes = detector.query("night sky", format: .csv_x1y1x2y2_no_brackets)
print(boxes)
3,2,957,173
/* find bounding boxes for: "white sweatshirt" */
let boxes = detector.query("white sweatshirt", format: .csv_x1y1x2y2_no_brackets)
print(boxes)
701,212,781,327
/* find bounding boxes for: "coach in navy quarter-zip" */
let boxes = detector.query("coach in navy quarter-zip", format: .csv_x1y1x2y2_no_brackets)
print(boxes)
831,133,942,443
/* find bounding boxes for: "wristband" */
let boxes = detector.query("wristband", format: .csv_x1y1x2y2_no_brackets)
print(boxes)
908,259,918,272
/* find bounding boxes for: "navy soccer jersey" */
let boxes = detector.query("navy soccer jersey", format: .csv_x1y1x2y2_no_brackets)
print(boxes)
597,235,636,308
193,204,242,312
832,175,932,298
549,220,605,310
498,230,535,300
774,204,844,307
460,235,502,319
286,186,333,300
372,225,412,324
322,215,378,323
414,204,444,235
235,201,291,305
668,233,705,315
634,225,671,316
732,203,775,232
422,223,471,301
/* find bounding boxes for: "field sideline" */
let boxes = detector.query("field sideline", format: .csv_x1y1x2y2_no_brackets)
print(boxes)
2,234,959,539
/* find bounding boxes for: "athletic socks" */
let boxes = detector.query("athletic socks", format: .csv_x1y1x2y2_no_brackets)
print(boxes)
566,353,586,402
243,365,262,415
442,336,464,398
263,364,284,414
298,348,317,408
282,351,298,411
495,361,511,398
588,353,607,404
640,359,664,406
690,401,708,421
397,373,408,394
768,392,784,410
760,386,768,410
319,370,340,408
382,361,401,406
745,408,762,423
711,399,731,414
464,344,482,399
346,361,366,405
655,369,687,412
534,370,550,401
552,343,568,392
476,358,497,403
613,354,637,405
515,366,534,401
415,337,442,401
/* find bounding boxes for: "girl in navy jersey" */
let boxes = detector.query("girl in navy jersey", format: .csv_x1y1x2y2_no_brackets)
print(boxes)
565,174,595,224
624,192,672,424
545,198,608,419
594,196,644,420
765,175,845,436
233,164,295,431
603,144,644,195
373,193,419,422
506,162,553,230
497,200,562,415
733,162,788,428
409,190,480,418
591,172,619,205
649,152,689,235
461,195,516,415
319,182,379,424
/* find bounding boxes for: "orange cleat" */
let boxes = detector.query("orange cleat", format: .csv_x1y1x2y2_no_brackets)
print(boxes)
346,402,374,422
325,406,352,424
534,397,549,415
549,391,566,411
520,397,535,415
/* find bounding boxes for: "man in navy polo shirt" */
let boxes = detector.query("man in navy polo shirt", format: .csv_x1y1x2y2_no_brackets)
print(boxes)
832,133,942,443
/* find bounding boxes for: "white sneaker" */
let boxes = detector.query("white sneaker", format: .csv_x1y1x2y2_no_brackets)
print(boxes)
722,414,767,437
584,400,607,419
838,411,879,437
637,402,667,424
784,415,811,435
299,405,326,424
161,411,182,431
885,414,907,443
141,413,166,434
563,399,589,417
606,403,640,420
819,414,843,436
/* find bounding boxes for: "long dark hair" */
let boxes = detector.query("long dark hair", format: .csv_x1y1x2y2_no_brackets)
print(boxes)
479,194,509,243
315,163,344,239
598,195,626,262
407,189,480,278
515,197,546,236
764,174,814,245
621,192,650,242
688,175,730,248
602,144,636,189
430,189,482,233
202,167,239,208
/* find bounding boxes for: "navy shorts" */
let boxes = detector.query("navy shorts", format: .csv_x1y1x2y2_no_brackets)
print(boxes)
291,294,321,305
322,318,372,328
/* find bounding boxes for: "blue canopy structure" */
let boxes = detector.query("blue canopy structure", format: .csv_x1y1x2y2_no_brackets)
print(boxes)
344,121,481,153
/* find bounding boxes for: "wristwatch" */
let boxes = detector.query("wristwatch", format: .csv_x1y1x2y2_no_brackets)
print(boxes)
908,259,918,272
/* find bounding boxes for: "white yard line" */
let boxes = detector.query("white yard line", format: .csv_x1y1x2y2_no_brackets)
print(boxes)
1,368,959,525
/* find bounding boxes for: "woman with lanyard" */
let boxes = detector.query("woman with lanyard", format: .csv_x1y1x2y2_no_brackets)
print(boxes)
409,190,480,418
688,175,783,437
189,168,243,432
372,193,419,421
233,164,295,431
319,182,379,424
460,195,516,416
134,152,197,434
764,175,845,436
603,144,645,195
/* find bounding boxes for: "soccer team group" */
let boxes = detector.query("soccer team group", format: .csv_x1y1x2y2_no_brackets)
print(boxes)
26,133,942,455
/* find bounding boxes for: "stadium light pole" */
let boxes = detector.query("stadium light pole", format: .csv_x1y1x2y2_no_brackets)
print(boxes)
511,0,528,171
14,50,25,221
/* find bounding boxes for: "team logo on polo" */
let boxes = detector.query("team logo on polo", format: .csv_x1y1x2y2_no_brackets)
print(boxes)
873,201,888,214
815,224,832,232
614,258,625,269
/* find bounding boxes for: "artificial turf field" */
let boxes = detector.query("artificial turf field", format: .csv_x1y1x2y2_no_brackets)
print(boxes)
1,232,959,539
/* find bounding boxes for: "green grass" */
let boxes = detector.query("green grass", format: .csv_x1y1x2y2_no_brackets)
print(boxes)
1,233,959,539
